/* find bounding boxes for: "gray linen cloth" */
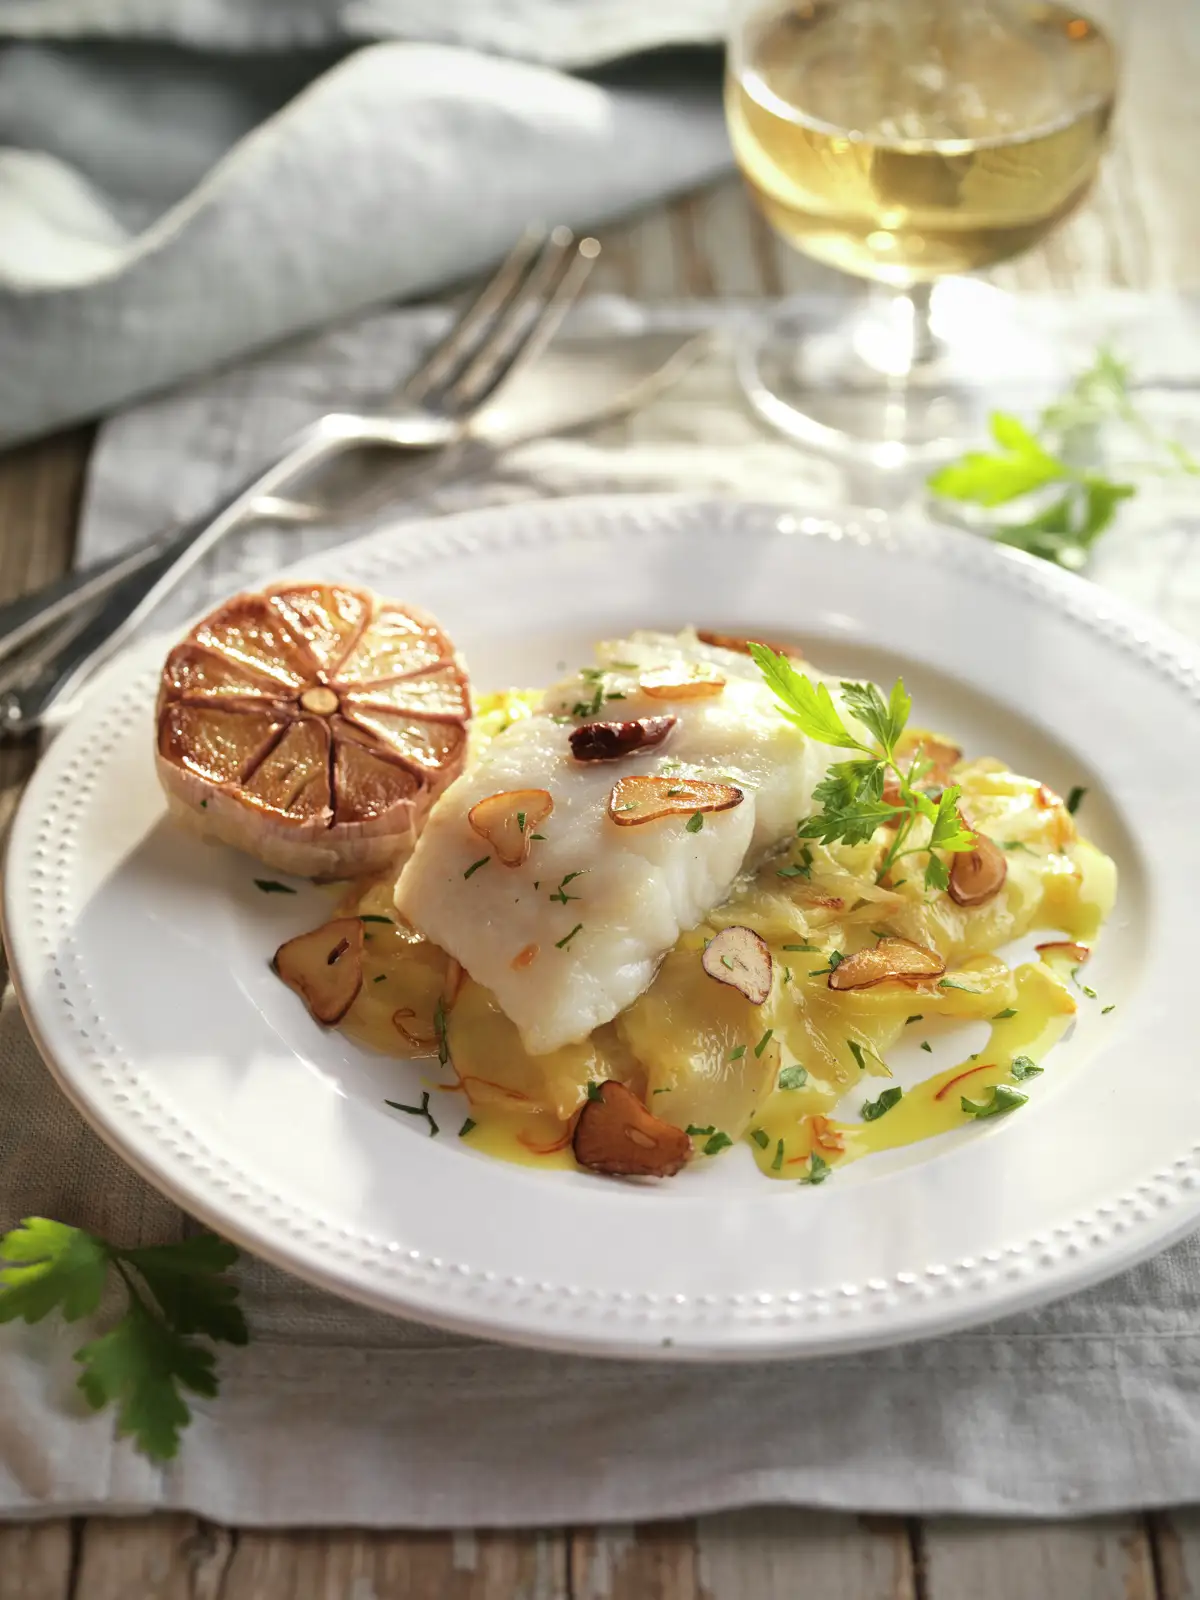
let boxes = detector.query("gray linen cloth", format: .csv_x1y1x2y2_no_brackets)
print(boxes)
4,294,1200,1524
0,0,728,446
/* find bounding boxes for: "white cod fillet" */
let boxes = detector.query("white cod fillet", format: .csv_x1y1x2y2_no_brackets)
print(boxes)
394,631,848,1055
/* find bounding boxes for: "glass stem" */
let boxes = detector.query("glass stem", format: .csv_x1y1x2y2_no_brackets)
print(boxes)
907,282,939,370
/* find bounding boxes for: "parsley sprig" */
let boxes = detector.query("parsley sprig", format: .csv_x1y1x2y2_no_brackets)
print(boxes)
0,1219,246,1460
927,348,1198,570
750,645,974,891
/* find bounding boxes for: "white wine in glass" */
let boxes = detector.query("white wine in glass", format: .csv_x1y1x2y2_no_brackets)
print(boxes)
726,0,1119,461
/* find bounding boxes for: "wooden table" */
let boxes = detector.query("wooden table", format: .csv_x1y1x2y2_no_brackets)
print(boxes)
3,10,1200,1590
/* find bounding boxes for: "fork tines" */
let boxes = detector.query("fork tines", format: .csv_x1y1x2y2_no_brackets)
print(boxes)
405,225,600,418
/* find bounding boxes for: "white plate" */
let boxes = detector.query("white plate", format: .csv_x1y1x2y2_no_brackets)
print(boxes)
7,495,1200,1360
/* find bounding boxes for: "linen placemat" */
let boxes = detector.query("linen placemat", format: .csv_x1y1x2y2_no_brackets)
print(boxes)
4,293,1200,1525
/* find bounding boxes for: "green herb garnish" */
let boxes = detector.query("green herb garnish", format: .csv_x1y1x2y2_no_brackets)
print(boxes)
862,1087,903,1121
749,1128,770,1150
961,1084,1028,1119
797,1153,831,1186
728,1045,746,1061
808,950,845,977
373,974,386,984
0,1220,246,1462
920,1040,932,1053
992,1008,1018,1020
463,857,490,879
754,1028,774,1058
782,943,818,953
360,915,392,925
1066,786,1087,815
386,1090,439,1137
778,1065,808,1090
750,646,975,894
549,871,585,905
254,879,296,895
685,812,704,834
586,1081,604,1102
686,1124,715,1138
847,1040,869,1072
555,923,584,950
703,1132,733,1157
1010,1056,1043,1081
905,1014,923,1025
1102,1004,1116,1015
938,978,979,993
459,1117,476,1137
771,1139,785,1173
433,999,449,1069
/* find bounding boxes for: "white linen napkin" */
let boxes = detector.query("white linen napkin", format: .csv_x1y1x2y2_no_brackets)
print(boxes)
0,0,728,446
3,294,1200,1524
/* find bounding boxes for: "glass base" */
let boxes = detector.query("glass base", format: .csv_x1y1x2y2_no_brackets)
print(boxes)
738,279,1065,468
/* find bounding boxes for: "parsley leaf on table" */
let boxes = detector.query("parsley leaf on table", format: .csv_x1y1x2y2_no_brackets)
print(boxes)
0,1219,246,1461
927,346,1196,569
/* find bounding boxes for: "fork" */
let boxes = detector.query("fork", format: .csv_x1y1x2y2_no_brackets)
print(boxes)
0,226,599,736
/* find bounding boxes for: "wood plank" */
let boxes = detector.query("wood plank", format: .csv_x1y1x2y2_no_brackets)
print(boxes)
1149,1507,1200,1599
570,1512,915,1599
570,1520,699,1600
698,1510,916,1599
921,1515,1157,1600
0,427,92,853
0,1520,74,1600
220,1527,567,1600
73,1516,233,1600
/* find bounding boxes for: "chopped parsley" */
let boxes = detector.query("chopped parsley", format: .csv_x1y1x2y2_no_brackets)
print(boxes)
1066,785,1087,815
433,1000,449,1068
254,879,296,895
776,863,810,880
797,1153,831,1185
1072,968,1098,999
992,1008,1018,1020
373,974,386,985
905,1014,923,1025
703,1131,733,1157
555,923,584,950
360,915,392,925
753,1028,774,1058
1010,1055,1043,1081
517,811,527,833
721,954,735,970
862,1087,903,1121
961,1084,1027,1119
938,978,979,993
1102,1004,1116,1015
778,1065,808,1090
463,857,490,879
685,812,704,834
586,1081,604,1102
771,1138,785,1173
459,1117,476,1138
549,871,585,905
686,1124,715,1138
782,943,818,953
847,1040,868,1072
749,1128,770,1150
920,1040,932,1053
530,833,547,841
808,950,844,977
385,1090,439,1137
728,1045,746,1062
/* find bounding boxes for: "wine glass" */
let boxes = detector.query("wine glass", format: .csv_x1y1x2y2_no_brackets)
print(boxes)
725,0,1120,464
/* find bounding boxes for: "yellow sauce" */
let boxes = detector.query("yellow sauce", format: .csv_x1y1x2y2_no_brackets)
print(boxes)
338,714,1117,1183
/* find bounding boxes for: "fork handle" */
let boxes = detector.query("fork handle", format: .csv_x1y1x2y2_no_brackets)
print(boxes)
0,410,400,679
0,417,374,737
